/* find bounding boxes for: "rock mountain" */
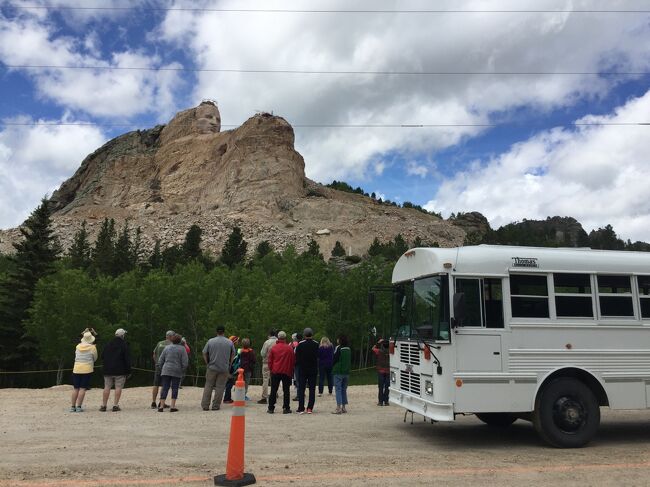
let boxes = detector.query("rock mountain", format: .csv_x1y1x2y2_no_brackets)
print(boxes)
0,101,465,256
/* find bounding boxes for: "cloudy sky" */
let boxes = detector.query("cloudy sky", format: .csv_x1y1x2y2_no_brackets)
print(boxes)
1,0,649,240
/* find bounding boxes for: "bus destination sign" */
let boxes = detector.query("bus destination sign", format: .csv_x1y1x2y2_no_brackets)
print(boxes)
512,257,539,268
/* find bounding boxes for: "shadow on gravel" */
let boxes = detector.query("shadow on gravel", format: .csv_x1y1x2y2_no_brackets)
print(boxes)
392,415,650,450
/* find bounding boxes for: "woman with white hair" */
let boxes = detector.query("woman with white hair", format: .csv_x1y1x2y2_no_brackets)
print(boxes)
70,331,98,412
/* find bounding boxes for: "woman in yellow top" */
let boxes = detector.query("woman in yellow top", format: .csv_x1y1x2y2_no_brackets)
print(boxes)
70,331,98,412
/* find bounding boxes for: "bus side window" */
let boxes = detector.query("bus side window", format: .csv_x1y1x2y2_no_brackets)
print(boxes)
455,277,504,328
484,278,504,328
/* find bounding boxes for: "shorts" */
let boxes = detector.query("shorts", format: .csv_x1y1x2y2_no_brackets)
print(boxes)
153,366,162,387
104,375,127,389
72,373,92,390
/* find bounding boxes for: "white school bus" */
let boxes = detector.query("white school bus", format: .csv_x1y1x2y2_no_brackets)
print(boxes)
379,245,650,447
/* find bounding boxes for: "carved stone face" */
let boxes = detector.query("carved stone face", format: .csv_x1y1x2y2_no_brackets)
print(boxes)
194,103,221,134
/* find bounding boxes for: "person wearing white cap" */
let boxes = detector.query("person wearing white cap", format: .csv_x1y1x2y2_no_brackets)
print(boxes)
70,331,97,412
100,328,131,412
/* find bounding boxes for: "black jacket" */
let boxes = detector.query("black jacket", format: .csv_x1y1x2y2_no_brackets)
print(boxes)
102,337,132,375
295,339,319,376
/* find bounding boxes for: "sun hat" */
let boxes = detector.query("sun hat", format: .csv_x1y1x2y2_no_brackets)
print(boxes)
115,328,127,337
81,331,95,344
277,331,287,340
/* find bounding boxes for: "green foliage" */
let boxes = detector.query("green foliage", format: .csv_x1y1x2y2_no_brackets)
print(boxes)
221,227,248,268
149,240,163,269
255,240,273,260
25,269,104,382
0,198,60,368
91,218,116,276
331,241,346,257
303,239,323,260
68,221,91,270
183,224,203,260
113,223,135,275
326,180,368,196
589,224,625,250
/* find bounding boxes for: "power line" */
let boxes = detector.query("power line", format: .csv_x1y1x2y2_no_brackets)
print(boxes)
3,64,648,76
8,6,650,13
1,121,648,129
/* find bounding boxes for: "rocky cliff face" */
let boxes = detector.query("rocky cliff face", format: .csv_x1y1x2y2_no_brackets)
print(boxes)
0,102,465,256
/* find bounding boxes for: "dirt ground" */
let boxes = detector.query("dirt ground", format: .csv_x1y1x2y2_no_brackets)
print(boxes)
0,385,649,487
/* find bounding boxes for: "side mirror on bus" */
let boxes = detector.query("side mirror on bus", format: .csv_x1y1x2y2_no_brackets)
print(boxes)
368,292,376,314
452,292,466,328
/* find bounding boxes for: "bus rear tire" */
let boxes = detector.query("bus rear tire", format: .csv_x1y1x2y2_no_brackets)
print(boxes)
475,413,517,427
533,378,600,448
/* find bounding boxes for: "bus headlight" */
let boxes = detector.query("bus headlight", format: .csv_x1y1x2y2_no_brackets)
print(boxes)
390,371,396,383
425,380,433,395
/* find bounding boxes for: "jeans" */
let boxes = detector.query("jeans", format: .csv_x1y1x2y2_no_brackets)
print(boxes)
377,372,390,404
201,368,229,410
269,373,292,411
223,377,234,401
318,365,333,394
298,372,317,411
334,374,349,406
160,375,180,400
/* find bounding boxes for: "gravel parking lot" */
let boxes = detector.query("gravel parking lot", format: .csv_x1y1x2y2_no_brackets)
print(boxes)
1,385,649,486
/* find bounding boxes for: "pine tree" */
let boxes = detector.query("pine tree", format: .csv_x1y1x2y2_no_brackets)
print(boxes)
303,239,323,260
113,223,134,275
0,198,60,368
148,239,163,269
68,221,91,269
183,225,203,260
255,240,273,259
131,226,143,268
412,236,424,248
221,227,248,268
367,237,383,257
393,234,408,257
331,241,346,257
92,218,116,275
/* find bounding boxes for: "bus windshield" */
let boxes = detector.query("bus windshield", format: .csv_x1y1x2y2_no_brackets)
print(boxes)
393,275,450,341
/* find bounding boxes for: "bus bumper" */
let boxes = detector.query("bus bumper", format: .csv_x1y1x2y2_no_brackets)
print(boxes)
390,391,454,422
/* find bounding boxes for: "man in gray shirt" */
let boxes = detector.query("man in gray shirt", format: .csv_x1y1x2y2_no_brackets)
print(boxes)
201,326,235,410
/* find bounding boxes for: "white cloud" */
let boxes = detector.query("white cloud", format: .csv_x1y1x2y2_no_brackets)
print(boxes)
0,117,106,228
427,89,650,240
0,12,183,119
406,161,429,178
155,0,650,181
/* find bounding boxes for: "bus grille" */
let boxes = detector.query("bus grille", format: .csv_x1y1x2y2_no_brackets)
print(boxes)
400,370,421,395
400,342,420,365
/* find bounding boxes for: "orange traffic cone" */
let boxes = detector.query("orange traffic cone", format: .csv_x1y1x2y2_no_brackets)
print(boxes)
214,368,256,486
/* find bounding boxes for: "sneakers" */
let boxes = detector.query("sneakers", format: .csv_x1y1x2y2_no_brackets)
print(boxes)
245,396,251,401
296,410,305,415
151,402,157,409
99,405,107,412
267,409,274,414
157,402,170,409
331,409,342,415
170,408,178,412
157,407,164,412
69,406,77,413
306,408,313,414
282,409,292,414
342,407,347,413
112,405,121,412
223,399,234,404
257,398,267,404
211,407,220,411
203,407,209,411
75,406,84,412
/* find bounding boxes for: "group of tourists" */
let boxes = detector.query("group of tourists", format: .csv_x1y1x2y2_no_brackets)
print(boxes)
69,324,390,414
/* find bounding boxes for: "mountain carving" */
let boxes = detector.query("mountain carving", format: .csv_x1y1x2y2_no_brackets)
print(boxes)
0,101,465,256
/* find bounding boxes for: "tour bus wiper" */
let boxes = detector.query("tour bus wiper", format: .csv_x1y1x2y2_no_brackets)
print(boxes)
413,331,443,375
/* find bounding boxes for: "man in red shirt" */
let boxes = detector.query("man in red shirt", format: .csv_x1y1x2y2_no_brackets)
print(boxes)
267,330,295,414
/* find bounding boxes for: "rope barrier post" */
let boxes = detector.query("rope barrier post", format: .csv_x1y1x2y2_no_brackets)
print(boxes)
214,368,256,487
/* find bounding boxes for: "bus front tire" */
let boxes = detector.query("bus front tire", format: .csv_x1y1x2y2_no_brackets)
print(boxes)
533,378,600,448
475,413,517,427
